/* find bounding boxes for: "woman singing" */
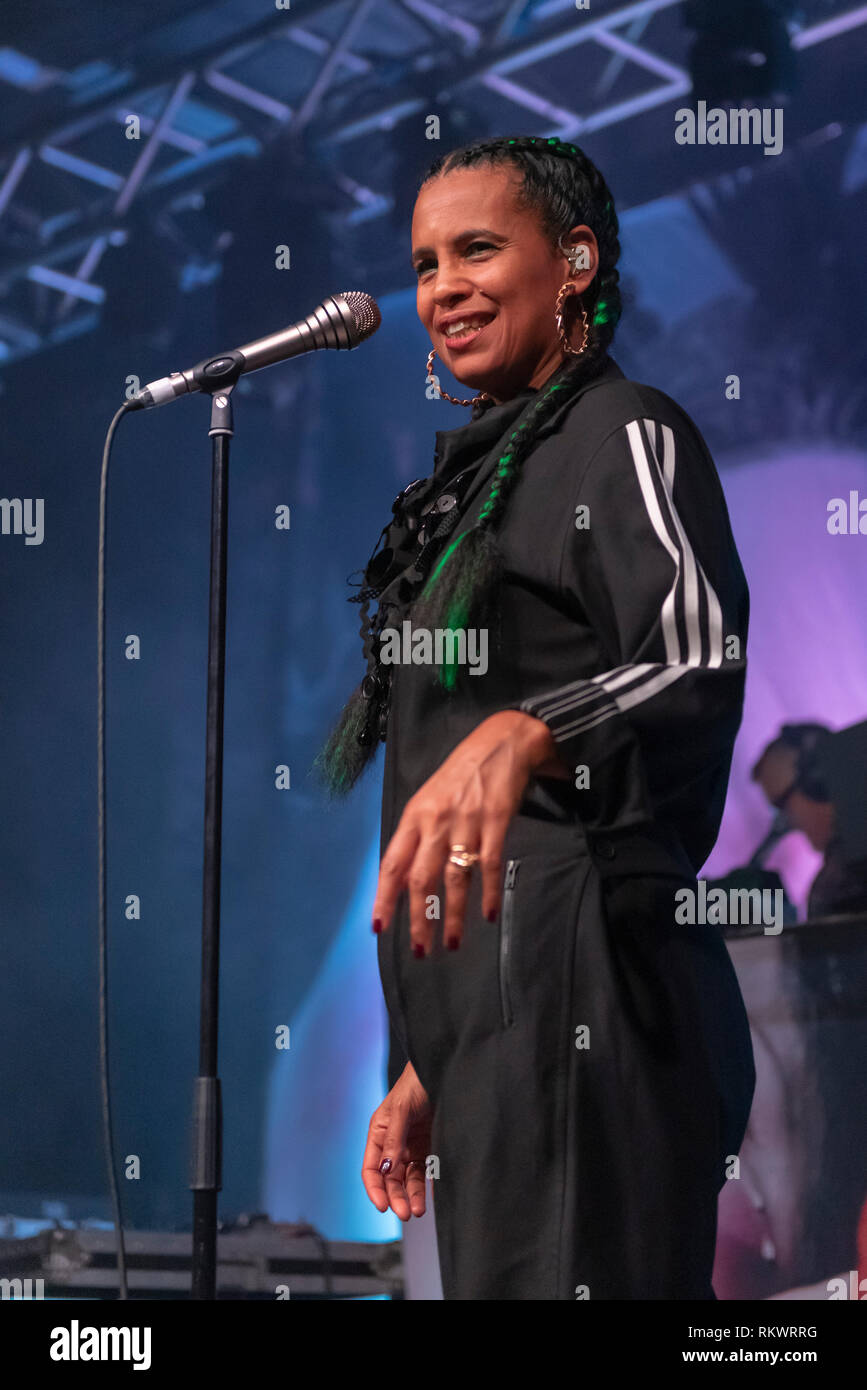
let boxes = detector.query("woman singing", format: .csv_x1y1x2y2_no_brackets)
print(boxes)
317,135,756,1300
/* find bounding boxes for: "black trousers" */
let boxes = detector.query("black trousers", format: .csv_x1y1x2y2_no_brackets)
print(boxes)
378,808,756,1300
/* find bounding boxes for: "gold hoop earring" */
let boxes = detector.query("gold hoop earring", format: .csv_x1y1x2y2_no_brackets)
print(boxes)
425,349,492,408
554,278,589,358
555,234,590,358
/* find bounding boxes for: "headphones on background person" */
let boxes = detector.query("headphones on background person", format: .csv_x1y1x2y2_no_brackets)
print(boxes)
777,722,833,804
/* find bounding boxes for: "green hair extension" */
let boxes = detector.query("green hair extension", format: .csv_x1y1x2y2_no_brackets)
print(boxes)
423,530,467,594
440,595,469,691
414,376,573,689
312,684,374,796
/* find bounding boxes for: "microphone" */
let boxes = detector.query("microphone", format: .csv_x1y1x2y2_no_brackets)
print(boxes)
127,291,381,410
747,809,792,868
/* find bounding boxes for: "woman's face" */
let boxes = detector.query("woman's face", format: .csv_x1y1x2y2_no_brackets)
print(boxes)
412,164,599,404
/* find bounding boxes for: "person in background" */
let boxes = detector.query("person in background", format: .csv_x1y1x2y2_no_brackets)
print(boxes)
751,722,867,918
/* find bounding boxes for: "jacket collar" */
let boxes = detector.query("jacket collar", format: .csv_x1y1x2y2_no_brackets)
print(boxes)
432,355,624,480
438,356,625,526
432,388,538,481
371,357,624,614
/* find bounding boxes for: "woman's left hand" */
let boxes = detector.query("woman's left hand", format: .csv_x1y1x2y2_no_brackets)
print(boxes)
372,710,565,954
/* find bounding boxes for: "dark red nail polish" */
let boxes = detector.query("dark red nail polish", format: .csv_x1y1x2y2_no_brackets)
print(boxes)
446,936,459,951
379,1158,392,1175
487,907,498,922
412,943,425,959
372,918,382,934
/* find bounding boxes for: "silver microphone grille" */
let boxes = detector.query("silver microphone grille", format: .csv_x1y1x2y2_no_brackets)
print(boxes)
338,290,381,342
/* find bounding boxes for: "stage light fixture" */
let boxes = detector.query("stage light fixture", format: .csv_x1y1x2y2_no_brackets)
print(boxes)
682,0,797,104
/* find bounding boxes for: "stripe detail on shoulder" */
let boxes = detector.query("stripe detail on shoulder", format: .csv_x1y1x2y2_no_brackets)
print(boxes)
518,419,727,743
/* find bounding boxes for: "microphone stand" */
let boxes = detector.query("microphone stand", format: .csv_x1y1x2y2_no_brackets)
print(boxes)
124,310,377,1295
189,380,238,1299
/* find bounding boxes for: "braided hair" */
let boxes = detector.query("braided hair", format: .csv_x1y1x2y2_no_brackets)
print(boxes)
316,135,622,796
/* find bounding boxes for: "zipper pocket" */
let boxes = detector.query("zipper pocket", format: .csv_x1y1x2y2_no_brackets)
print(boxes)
499,859,520,1028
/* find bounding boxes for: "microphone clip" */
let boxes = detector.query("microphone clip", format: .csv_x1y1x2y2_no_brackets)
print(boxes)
192,348,246,394
129,348,245,411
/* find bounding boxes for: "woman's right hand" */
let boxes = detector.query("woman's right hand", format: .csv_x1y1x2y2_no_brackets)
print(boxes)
362,1061,433,1221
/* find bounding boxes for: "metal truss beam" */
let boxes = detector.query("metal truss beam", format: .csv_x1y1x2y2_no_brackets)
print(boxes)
0,0,866,366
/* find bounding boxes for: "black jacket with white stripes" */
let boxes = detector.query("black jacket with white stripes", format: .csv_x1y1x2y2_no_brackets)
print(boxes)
377,355,749,880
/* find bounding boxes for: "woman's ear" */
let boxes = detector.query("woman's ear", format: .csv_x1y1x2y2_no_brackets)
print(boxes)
561,225,599,292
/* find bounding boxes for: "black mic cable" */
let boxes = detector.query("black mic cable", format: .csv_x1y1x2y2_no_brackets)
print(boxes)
97,401,136,1301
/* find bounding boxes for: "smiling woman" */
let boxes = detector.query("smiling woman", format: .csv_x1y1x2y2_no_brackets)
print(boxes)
315,134,756,1300
411,163,601,403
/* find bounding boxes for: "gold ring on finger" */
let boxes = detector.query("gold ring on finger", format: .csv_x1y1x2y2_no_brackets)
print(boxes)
448,844,480,872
